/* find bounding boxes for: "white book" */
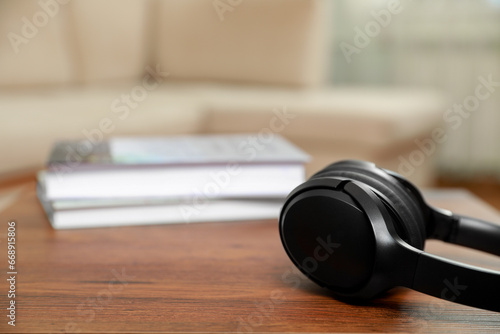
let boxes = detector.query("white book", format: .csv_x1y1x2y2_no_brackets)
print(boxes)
37,184,283,229
44,134,309,200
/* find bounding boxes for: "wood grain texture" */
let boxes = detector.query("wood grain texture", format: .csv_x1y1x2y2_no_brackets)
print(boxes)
1,184,500,333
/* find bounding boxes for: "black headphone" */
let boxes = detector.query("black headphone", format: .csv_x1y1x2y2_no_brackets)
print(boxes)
279,160,500,312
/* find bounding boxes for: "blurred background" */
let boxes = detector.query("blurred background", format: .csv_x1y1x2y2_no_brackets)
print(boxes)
1,0,499,207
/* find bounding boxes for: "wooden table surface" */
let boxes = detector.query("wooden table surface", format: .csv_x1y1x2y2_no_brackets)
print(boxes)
1,184,500,333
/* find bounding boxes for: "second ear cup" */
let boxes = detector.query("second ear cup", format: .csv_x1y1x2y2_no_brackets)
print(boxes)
312,161,426,250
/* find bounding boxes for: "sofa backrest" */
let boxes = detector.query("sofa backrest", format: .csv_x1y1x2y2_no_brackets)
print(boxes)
0,0,329,88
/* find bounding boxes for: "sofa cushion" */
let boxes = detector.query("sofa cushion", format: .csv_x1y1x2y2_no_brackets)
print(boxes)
0,83,204,174
155,0,329,86
69,0,149,83
202,85,446,148
0,0,75,87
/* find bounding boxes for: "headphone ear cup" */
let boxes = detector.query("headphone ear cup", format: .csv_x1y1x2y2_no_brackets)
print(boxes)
313,162,426,250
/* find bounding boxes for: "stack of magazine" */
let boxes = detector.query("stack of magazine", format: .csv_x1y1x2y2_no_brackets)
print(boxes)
37,134,309,229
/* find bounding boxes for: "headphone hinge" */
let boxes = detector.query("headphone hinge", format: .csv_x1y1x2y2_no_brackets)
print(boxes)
428,206,459,242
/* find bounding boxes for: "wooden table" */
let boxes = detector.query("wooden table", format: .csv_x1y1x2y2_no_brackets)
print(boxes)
1,184,500,333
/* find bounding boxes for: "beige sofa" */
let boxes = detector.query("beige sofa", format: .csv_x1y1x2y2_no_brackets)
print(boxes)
0,0,445,185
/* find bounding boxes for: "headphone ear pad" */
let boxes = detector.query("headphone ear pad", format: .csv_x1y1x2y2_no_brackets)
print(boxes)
313,165,426,250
